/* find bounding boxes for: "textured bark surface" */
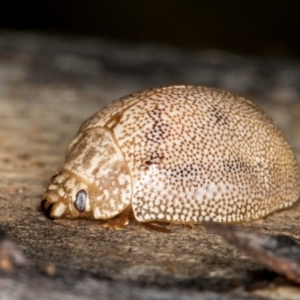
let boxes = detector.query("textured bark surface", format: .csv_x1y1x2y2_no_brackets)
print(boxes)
0,30,300,299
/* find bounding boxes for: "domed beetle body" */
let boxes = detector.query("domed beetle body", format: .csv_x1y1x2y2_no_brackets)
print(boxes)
41,85,300,226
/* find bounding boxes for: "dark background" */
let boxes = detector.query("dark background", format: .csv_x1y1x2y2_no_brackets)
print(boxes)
2,0,300,58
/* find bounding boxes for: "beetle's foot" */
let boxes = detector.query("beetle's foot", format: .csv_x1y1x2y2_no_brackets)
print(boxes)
103,215,129,230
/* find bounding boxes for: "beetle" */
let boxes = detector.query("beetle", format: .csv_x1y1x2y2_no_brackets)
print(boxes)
41,85,300,228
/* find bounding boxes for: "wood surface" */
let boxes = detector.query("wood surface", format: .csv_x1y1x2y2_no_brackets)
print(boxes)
0,30,300,299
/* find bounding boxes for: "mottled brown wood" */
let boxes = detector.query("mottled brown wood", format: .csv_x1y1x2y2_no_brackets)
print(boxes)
205,223,300,284
0,30,300,299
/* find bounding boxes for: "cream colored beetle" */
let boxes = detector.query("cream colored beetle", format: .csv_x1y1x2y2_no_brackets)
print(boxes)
41,85,300,227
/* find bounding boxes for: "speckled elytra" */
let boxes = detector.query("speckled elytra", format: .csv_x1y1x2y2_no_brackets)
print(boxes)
41,85,300,227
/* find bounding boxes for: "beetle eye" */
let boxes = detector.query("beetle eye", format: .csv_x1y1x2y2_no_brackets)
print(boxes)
74,190,86,212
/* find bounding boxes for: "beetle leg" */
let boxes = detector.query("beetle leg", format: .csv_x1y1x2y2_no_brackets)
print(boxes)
142,222,171,233
103,206,133,230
